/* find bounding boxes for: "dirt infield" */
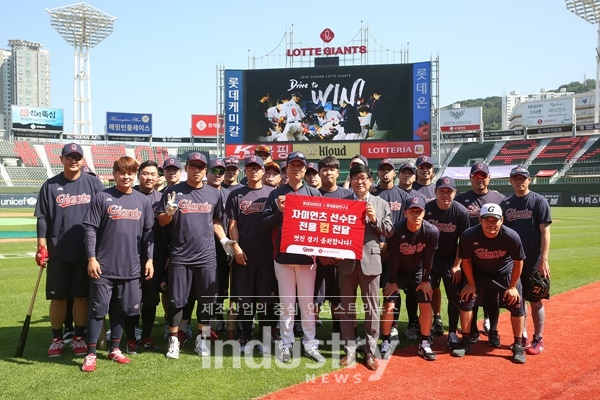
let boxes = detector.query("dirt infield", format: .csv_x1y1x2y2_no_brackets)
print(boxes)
262,281,600,399
0,212,33,217
0,238,36,243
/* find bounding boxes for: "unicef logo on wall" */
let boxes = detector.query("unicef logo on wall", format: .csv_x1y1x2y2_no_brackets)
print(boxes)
0,194,38,208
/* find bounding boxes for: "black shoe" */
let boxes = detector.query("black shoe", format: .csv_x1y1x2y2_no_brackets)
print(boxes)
512,342,526,364
488,329,501,348
451,339,472,358
469,331,480,344
431,317,444,335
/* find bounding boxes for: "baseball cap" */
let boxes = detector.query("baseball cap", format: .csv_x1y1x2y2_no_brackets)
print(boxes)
62,143,83,157
314,106,325,114
224,157,240,169
264,161,280,172
291,91,302,97
404,196,426,211
415,155,433,167
436,176,456,190
279,161,287,172
510,165,530,178
208,158,226,169
244,155,265,168
350,155,368,167
186,152,207,165
480,203,502,219
398,162,417,175
82,166,96,176
286,151,307,166
378,158,395,170
470,162,490,176
255,145,271,155
306,162,319,173
162,156,181,170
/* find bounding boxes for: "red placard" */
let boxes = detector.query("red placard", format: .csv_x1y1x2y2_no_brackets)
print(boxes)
280,195,366,260
360,141,430,159
191,115,220,137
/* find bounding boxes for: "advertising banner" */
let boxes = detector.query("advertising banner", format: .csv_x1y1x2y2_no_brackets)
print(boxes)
0,194,38,208
280,195,366,260
521,98,574,128
11,106,63,132
440,107,482,133
224,62,431,158
191,114,221,137
106,112,152,135
225,143,293,161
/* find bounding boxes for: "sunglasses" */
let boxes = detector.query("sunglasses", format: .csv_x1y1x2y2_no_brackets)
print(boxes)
64,154,83,161
287,151,306,160
208,168,225,176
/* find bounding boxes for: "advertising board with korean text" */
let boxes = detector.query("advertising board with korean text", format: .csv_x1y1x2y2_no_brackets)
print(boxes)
11,106,64,132
521,98,574,128
224,62,431,159
106,112,152,135
280,195,367,259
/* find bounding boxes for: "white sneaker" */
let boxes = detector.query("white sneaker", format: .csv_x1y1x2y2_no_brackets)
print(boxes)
166,336,180,359
305,347,325,363
390,327,400,342
483,318,490,335
194,335,210,356
418,339,436,361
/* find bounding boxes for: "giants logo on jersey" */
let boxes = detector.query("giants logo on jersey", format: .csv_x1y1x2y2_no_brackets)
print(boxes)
427,219,457,233
388,201,402,211
466,204,481,218
504,208,533,221
56,193,92,208
107,205,143,220
474,248,506,259
239,200,265,215
399,242,427,255
178,199,213,213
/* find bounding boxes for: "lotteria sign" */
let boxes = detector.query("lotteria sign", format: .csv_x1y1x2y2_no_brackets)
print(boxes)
286,28,367,57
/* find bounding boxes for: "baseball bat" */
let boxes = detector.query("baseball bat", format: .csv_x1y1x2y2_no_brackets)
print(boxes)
15,265,45,358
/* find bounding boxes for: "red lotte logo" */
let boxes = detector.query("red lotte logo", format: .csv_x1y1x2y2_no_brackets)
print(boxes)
56,193,91,208
320,29,334,43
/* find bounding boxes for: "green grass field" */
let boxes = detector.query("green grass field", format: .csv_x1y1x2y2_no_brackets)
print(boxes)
0,207,599,399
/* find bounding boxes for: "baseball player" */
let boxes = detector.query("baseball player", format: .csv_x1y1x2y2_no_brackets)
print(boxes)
304,162,321,189
123,160,164,354
262,151,324,363
278,92,308,141
221,157,241,190
278,161,289,188
81,156,155,372
383,196,439,361
35,143,105,358
452,203,527,364
226,155,278,355
397,162,428,200
455,162,506,342
157,152,235,359
262,161,281,188
412,156,436,202
424,177,470,348
314,156,353,335
500,166,552,355
314,105,341,126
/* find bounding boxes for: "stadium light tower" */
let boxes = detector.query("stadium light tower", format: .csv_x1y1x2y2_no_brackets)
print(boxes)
566,0,600,124
47,2,116,135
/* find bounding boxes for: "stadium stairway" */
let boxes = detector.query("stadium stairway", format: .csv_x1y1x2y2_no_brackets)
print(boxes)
34,144,55,178
0,164,12,186
523,138,551,168
551,136,599,183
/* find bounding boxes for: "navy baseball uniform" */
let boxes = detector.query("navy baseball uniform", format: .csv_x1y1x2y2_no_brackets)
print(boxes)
455,190,506,227
458,224,526,317
412,182,436,203
386,219,439,304
501,192,552,300
35,172,105,299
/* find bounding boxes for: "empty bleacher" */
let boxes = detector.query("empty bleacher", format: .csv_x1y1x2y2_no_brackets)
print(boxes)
176,147,213,164
448,142,495,167
13,141,42,166
565,137,600,176
5,166,48,186
91,144,127,176
0,140,17,159
490,140,540,166
134,145,169,166
44,143,66,175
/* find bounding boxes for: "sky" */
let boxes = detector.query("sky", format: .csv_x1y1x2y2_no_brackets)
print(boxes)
1,0,598,137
